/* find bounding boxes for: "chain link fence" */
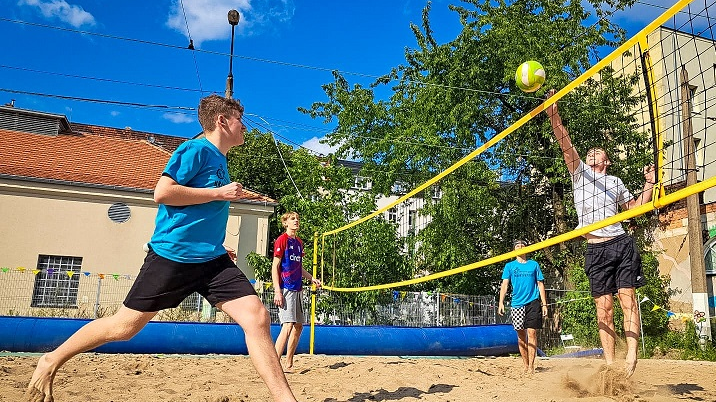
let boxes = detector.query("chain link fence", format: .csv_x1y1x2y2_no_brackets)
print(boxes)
0,268,586,351
0,269,500,327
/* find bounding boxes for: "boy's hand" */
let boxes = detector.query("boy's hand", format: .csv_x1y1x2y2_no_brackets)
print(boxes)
274,291,284,308
545,89,558,117
217,182,243,201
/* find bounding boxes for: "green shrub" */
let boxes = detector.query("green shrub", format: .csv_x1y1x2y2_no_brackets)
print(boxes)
246,252,272,282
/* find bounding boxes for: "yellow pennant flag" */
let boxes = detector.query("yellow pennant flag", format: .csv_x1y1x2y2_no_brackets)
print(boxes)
651,305,661,312
32,269,41,275
67,271,75,278
17,267,26,272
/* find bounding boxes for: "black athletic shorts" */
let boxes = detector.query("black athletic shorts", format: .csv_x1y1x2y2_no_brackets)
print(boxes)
584,233,645,297
123,247,257,312
510,298,543,330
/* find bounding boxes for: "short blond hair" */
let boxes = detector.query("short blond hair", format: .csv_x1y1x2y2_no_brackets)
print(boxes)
281,212,300,228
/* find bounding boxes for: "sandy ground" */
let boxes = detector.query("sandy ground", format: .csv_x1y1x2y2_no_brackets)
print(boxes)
1,353,715,402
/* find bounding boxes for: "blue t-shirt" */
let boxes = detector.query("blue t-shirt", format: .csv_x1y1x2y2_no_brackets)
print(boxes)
501,259,544,308
150,138,231,263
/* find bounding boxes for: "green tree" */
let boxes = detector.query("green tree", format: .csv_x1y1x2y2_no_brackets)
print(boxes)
231,129,409,315
300,0,645,295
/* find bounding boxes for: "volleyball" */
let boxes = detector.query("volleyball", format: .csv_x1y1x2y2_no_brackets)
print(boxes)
515,61,546,93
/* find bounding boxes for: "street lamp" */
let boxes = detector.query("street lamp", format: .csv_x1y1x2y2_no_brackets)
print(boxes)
225,9,240,99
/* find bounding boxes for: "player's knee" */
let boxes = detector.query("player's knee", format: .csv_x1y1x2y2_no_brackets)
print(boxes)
247,303,271,328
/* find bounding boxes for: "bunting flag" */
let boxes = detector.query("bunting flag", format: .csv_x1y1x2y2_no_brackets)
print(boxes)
0,266,138,280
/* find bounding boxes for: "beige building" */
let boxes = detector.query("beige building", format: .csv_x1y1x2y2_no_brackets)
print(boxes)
0,105,276,318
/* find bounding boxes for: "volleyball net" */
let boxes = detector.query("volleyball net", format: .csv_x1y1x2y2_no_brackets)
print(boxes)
316,0,716,293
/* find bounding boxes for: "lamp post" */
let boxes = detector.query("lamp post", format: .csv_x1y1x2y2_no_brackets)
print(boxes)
225,9,240,99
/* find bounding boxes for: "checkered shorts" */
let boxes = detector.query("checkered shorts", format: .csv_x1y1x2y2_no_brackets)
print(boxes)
510,298,543,330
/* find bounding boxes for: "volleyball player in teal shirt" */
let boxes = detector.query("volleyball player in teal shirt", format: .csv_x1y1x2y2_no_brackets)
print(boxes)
498,240,547,375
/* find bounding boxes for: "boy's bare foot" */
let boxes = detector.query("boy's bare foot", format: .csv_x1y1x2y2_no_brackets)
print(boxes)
25,354,56,402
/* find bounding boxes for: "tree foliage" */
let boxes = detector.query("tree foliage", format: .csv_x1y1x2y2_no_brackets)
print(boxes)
299,0,649,296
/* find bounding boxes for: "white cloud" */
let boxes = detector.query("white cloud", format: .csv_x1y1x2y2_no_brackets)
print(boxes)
301,136,339,156
166,0,295,45
110,110,120,117
18,0,96,28
162,112,195,124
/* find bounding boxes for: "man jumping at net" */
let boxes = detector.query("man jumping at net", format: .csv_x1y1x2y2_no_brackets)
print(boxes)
545,89,655,378
25,95,299,402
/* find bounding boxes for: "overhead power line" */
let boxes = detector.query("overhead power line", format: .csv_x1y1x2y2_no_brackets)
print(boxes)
0,64,212,93
0,88,194,111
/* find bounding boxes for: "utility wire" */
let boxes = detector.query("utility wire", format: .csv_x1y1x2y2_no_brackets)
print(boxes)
243,113,305,198
179,0,205,95
0,64,212,93
0,88,194,111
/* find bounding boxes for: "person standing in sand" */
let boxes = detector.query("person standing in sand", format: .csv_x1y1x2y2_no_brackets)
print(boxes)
272,212,322,371
25,95,299,402
546,89,655,378
499,239,548,375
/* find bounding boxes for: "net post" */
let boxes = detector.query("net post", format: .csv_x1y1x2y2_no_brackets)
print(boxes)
310,231,319,354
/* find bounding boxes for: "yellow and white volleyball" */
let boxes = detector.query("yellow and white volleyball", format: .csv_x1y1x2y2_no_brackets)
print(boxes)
515,60,546,93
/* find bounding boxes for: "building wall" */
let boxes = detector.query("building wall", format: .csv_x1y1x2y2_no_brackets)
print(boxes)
655,202,716,314
605,27,716,313
0,178,273,314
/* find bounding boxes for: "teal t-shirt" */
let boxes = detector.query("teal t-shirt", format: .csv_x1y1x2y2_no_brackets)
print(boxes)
501,259,544,308
150,138,231,263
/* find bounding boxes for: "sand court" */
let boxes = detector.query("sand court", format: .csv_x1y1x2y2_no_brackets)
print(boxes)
2,353,715,401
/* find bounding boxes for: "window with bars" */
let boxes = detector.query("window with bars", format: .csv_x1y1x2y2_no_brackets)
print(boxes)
31,255,82,308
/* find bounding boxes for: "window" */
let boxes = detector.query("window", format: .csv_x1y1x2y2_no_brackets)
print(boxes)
387,207,397,223
408,210,417,230
31,255,82,308
704,237,716,275
352,176,372,190
431,186,443,199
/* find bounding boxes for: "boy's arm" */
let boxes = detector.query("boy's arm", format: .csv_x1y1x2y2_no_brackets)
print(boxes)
625,165,656,210
271,256,284,306
498,279,509,316
302,268,322,288
545,90,580,175
538,281,548,317
153,175,243,206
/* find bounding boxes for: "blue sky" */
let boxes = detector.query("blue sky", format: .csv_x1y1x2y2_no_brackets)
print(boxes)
1,0,680,155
